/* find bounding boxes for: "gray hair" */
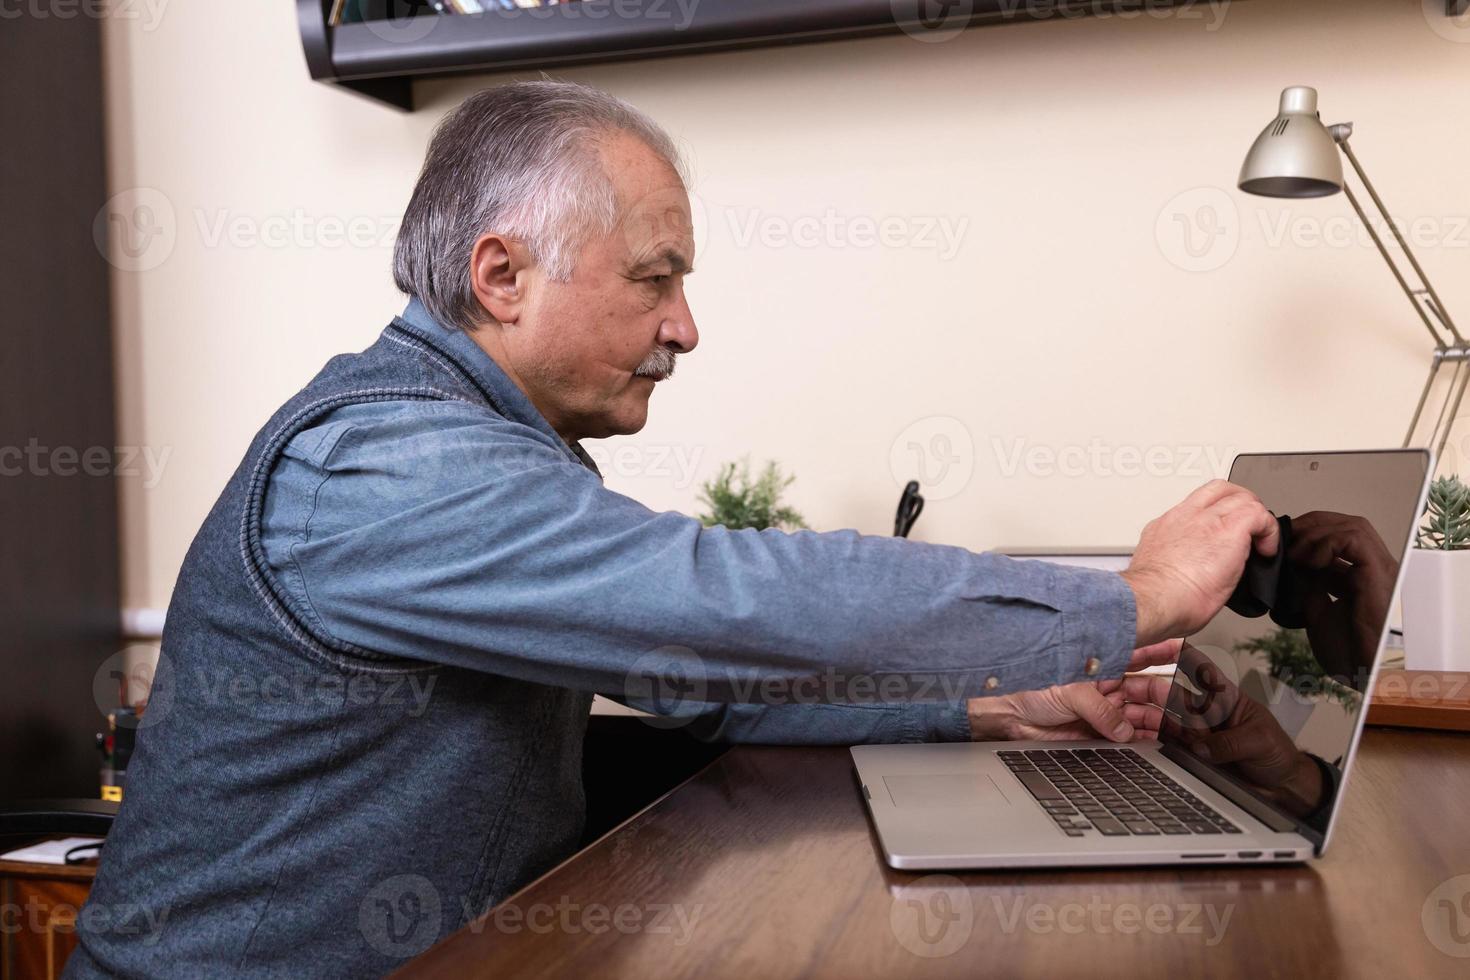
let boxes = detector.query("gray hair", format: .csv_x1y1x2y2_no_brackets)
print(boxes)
393,80,683,332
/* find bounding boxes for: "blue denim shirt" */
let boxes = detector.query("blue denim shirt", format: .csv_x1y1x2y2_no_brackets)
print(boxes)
69,300,1138,978
260,300,1136,741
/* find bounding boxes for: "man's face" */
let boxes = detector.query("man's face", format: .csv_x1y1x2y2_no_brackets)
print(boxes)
504,131,698,441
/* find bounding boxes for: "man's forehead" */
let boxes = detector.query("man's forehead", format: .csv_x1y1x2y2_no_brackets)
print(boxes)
619,187,695,270
596,132,694,266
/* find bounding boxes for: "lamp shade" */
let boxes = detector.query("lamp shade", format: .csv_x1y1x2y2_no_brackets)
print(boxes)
1238,86,1343,199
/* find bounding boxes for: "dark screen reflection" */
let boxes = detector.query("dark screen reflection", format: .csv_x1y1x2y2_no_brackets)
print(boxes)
1158,453,1428,834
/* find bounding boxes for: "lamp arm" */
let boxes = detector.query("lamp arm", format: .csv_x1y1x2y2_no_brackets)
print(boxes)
1402,346,1470,459
1333,133,1466,348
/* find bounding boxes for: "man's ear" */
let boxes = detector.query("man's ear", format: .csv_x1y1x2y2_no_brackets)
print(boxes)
468,233,530,326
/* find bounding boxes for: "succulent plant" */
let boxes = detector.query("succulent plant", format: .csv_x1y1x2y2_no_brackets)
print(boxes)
1416,474,1470,550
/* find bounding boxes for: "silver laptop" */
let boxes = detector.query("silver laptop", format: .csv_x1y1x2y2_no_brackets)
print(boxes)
853,450,1431,868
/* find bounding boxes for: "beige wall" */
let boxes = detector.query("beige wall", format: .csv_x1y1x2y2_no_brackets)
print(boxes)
102,0,1470,612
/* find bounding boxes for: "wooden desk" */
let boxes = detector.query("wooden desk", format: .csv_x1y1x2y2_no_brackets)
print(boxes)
0,849,98,980
400,729,1470,979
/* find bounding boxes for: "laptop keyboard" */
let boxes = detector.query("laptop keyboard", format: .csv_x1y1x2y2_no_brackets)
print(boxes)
999,747,1241,838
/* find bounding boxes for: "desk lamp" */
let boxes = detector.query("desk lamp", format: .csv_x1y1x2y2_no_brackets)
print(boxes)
1238,85,1469,465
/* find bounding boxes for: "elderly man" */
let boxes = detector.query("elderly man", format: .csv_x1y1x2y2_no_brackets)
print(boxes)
70,81,1276,978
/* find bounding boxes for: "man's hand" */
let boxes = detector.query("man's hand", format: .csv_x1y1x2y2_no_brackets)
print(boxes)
968,640,1180,742
1121,480,1280,647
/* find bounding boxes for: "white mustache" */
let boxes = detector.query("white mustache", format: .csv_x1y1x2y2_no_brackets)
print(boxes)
635,347,677,380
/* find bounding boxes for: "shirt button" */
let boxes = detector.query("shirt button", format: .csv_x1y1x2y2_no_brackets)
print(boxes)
1084,657,1102,677
984,676,1000,691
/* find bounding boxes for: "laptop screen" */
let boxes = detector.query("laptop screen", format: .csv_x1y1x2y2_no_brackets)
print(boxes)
1156,451,1430,840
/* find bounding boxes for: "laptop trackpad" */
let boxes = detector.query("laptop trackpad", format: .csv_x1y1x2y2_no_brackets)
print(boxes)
884,773,1006,809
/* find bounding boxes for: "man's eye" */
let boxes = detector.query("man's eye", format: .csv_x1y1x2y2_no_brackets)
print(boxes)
647,275,670,285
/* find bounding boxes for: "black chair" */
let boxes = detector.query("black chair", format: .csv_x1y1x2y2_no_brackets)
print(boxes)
0,799,117,841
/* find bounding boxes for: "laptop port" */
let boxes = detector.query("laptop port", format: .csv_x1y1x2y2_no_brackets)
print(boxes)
1274,850,1295,859
1237,851,1262,859
1182,853,1226,859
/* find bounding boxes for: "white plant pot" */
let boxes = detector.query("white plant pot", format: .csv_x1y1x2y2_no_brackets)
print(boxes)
1401,548,1470,671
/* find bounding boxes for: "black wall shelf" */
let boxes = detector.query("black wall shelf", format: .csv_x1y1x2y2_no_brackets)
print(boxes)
302,0,1205,111
301,1,1470,112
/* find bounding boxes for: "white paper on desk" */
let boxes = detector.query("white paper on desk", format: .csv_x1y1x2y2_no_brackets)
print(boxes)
0,836,104,865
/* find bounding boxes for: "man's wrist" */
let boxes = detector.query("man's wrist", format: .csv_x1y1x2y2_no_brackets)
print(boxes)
966,695,1018,741
1120,567,1170,648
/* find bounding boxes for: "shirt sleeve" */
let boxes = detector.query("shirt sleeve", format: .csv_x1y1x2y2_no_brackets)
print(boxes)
262,403,1138,708
612,697,975,745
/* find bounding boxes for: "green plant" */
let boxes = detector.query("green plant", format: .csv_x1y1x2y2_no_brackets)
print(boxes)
1233,628,1361,710
696,459,807,532
1417,474,1470,550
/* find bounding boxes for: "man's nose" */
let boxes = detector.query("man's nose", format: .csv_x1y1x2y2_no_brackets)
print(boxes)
657,293,699,354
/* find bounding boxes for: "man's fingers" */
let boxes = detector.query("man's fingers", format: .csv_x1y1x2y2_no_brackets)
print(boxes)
1127,638,1182,672
1218,493,1279,557
1114,673,1175,707
1183,479,1241,511
1060,684,1134,742
1122,701,1165,733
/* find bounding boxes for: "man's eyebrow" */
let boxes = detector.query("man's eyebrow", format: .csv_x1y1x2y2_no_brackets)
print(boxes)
627,248,693,275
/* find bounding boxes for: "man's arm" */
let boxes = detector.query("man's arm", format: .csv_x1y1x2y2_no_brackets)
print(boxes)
263,403,1135,705
265,403,1275,708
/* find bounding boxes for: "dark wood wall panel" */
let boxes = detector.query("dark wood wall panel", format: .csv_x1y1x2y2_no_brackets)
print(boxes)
0,12,120,799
